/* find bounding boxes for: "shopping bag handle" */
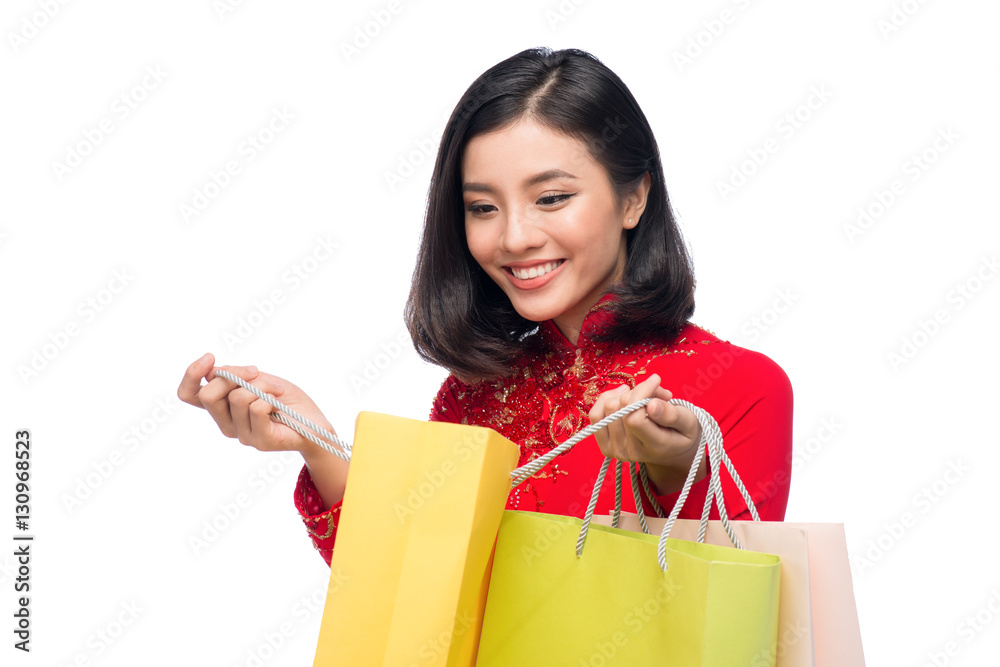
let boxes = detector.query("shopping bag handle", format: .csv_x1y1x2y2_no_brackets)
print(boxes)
214,369,657,472
567,399,762,571
215,370,762,561
213,369,353,461
213,370,665,476
509,399,653,487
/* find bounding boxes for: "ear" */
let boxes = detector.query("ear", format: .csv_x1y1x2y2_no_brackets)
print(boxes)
621,172,651,230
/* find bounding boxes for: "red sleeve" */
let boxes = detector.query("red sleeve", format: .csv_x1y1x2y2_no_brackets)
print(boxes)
293,465,343,567
646,342,793,522
293,374,463,566
295,465,343,565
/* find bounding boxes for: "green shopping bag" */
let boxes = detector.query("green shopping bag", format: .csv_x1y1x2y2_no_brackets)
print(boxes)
477,400,782,666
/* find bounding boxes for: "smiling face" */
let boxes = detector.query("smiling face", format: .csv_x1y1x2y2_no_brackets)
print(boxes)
462,119,647,345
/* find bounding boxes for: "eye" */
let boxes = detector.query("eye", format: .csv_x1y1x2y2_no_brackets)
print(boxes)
465,202,498,217
537,193,575,207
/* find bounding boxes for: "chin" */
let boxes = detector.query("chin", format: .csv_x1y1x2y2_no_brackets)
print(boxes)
508,301,561,324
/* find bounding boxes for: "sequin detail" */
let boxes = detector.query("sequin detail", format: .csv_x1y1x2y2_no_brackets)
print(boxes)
437,316,722,471
295,466,341,564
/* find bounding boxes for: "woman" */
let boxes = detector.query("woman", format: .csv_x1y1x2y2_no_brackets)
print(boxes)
177,47,793,566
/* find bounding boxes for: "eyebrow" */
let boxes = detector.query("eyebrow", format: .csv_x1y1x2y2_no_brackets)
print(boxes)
462,169,578,194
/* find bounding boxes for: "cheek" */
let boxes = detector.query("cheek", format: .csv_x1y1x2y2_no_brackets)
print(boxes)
561,207,621,258
464,222,495,266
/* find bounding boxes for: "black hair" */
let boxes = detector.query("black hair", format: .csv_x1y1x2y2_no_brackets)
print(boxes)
405,47,695,382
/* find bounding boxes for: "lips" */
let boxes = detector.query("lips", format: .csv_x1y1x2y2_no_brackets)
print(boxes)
503,259,566,289
508,260,563,280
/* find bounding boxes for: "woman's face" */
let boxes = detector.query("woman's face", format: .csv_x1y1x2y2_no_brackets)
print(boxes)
462,118,646,345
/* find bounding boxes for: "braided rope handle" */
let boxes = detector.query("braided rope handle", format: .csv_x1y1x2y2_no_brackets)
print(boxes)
212,369,353,462
211,371,658,478
638,463,667,518
653,400,761,571
212,370,762,561
629,463,651,535
557,398,763,572
509,398,651,487
571,399,700,561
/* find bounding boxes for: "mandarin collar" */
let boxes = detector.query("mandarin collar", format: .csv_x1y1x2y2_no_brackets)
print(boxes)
538,292,619,352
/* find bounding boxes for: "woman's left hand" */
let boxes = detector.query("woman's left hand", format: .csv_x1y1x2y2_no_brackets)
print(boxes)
587,373,706,495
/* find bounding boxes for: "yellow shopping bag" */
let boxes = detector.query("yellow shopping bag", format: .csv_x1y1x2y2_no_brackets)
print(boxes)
312,412,518,666
477,399,783,666
476,494,782,665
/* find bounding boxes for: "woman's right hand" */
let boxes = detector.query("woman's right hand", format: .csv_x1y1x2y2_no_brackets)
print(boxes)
177,352,336,457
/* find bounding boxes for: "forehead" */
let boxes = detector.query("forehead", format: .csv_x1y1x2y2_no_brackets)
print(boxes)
461,119,600,186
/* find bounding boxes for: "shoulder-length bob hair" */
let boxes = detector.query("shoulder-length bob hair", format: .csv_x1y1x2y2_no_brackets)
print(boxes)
405,47,695,382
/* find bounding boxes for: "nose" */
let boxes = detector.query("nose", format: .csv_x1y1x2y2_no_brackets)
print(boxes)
499,207,545,255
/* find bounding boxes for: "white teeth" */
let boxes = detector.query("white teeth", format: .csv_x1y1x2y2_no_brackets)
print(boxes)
511,261,561,280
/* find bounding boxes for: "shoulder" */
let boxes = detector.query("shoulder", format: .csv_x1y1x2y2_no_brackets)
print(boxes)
429,374,468,423
646,322,792,407
427,337,548,425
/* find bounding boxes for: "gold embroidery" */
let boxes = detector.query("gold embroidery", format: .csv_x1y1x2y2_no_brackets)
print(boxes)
688,322,721,339
494,383,516,403
605,371,637,388
307,514,336,540
566,349,587,379
531,468,569,481
453,320,721,458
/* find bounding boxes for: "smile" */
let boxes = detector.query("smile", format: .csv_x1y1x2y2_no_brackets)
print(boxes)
507,260,564,280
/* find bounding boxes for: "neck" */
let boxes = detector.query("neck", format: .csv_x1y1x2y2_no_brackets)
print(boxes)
553,320,583,347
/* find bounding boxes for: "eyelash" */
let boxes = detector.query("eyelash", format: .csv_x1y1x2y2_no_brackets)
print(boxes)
465,193,575,216
538,193,575,206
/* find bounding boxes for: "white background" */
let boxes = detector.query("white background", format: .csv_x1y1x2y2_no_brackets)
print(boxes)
2,0,998,665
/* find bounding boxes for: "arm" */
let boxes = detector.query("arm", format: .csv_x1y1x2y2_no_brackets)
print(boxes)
291,425,350,567
648,345,794,521
176,354,351,565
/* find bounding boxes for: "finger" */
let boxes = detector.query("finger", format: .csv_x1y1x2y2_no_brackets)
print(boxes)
605,385,632,459
226,372,282,443
208,363,260,383
613,373,660,425
587,389,610,427
199,364,261,405
199,365,261,437
589,386,625,456
228,388,255,441
256,375,286,396
225,373,286,401
247,398,280,448
627,403,703,465
652,385,673,401
642,386,674,420
234,376,287,417
614,376,667,460
177,353,216,407
646,400,698,435
632,373,662,398
588,392,611,453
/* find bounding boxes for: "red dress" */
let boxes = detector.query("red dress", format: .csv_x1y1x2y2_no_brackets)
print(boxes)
294,299,794,566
